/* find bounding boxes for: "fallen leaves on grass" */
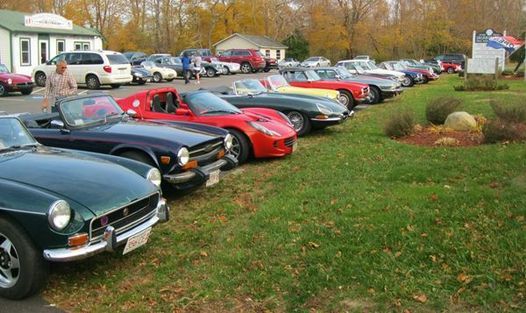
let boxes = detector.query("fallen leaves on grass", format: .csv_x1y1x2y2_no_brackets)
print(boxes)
413,293,428,303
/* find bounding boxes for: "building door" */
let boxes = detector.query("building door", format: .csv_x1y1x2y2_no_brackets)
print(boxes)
39,40,49,64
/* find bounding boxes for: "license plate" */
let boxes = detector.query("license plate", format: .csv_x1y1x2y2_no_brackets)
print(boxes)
122,227,151,255
292,141,298,152
206,170,220,187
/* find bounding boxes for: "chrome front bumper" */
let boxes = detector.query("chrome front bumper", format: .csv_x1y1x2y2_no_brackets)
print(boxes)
43,198,169,262
162,154,238,185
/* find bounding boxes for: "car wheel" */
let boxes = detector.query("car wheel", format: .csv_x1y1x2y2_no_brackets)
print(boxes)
228,129,250,164
368,86,381,104
422,75,429,84
224,67,230,75
21,88,33,96
447,67,454,74
153,72,162,83
338,90,354,110
166,78,175,82
286,111,311,136
240,63,252,74
137,80,146,85
206,68,216,78
110,84,121,89
35,72,46,87
401,76,414,87
0,217,49,300
0,85,7,96
263,67,270,72
86,75,100,89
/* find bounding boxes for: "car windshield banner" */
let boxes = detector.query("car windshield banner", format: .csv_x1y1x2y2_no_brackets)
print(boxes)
486,35,524,53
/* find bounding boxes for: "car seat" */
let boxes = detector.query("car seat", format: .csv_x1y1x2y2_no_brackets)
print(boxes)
151,94,164,112
165,92,178,113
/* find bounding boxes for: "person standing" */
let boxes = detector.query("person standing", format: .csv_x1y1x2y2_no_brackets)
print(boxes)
192,53,202,84
181,52,191,84
41,60,77,112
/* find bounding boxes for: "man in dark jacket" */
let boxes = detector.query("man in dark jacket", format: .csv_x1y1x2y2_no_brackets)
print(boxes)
181,53,191,84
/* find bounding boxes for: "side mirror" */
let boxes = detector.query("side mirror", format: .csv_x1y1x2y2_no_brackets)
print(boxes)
126,109,137,117
335,75,341,80
50,119,64,128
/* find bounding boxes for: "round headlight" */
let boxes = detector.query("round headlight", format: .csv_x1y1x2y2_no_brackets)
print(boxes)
146,168,162,187
7,78,12,85
48,200,71,231
224,134,234,151
177,147,189,166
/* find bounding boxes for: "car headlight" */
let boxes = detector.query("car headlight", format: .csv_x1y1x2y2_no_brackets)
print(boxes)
224,133,234,151
177,147,189,166
48,200,71,231
7,78,12,85
146,168,162,187
248,121,281,136
316,103,332,115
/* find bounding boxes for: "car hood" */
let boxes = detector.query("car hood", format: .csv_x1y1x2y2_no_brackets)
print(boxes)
0,73,32,83
0,147,157,216
100,119,222,147
368,68,405,77
275,86,339,100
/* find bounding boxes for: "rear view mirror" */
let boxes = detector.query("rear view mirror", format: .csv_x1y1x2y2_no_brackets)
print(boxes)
126,109,137,117
50,119,64,128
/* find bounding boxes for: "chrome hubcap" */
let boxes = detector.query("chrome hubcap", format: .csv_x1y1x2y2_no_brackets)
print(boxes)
0,233,20,288
230,135,241,159
287,112,304,132
338,94,349,106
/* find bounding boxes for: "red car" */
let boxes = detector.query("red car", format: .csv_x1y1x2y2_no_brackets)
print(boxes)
440,61,462,74
279,67,370,109
216,49,267,74
0,64,34,96
117,87,297,164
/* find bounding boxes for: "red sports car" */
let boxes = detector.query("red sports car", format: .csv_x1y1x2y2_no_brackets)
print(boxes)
0,64,34,96
279,67,370,109
117,87,297,164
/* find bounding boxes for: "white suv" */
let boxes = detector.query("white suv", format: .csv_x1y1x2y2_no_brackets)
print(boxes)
32,50,132,89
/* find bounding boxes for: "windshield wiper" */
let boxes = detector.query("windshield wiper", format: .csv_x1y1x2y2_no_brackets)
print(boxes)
0,143,38,152
201,109,238,115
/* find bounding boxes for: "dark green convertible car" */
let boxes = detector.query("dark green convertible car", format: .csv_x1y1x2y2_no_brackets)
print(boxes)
0,116,169,299
210,79,352,136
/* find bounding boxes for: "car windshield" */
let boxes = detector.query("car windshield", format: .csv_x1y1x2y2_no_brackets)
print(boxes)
267,75,290,89
185,92,241,116
0,117,37,150
334,67,353,78
141,61,155,67
389,62,405,71
234,79,268,95
170,57,182,65
305,57,319,62
0,64,9,73
59,95,124,127
366,61,378,69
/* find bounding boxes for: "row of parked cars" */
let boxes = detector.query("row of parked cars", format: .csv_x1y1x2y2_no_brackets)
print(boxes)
1,61,368,298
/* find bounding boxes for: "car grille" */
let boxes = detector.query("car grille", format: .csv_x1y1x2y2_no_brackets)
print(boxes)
90,193,160,241
284,136,296,148
189,140,224,165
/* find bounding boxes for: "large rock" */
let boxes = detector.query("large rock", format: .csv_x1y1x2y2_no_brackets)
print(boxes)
444,112,477,131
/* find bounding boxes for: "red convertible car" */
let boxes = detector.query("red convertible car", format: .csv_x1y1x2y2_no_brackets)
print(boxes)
0,64,34,96
117,87,297,164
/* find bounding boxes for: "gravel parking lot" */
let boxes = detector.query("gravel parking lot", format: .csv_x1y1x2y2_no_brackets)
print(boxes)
0,71,274,115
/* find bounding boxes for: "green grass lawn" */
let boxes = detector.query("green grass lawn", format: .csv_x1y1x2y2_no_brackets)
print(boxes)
44,75,526,312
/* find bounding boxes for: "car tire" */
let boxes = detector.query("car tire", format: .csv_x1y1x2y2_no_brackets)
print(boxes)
0,216,49,300
227,129,250,164
338,90,354,110
34,72,46,87
240,63,252,74
206,68,216,78
401,76,414,87
368,86,381,104
153,72,162,83
86,75,100,89
286,110,311,136
0,84,7,96
447,67,454,74
21,88,33,96
137,80,146,85
110,84,121,89
224,67,231,75
263,67,270,72
422,75,429,84
166,78,175,82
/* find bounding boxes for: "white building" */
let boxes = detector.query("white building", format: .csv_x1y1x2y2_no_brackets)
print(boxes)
0,9,103,76
213,33,287,60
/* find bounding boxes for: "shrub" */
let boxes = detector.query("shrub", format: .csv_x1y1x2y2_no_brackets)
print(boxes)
483,119,526,143
454,75,509,91
425,97,462,125
490,100,526,124
384,111,415,138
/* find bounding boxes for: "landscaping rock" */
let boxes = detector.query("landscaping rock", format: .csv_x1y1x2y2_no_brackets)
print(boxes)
444,112,477,131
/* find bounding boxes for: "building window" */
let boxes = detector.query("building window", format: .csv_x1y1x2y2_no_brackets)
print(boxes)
57,40,65,54
74,42,90,51
83,43,90,50
265,50,270,57
276,50,281,60
20,38,31,66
